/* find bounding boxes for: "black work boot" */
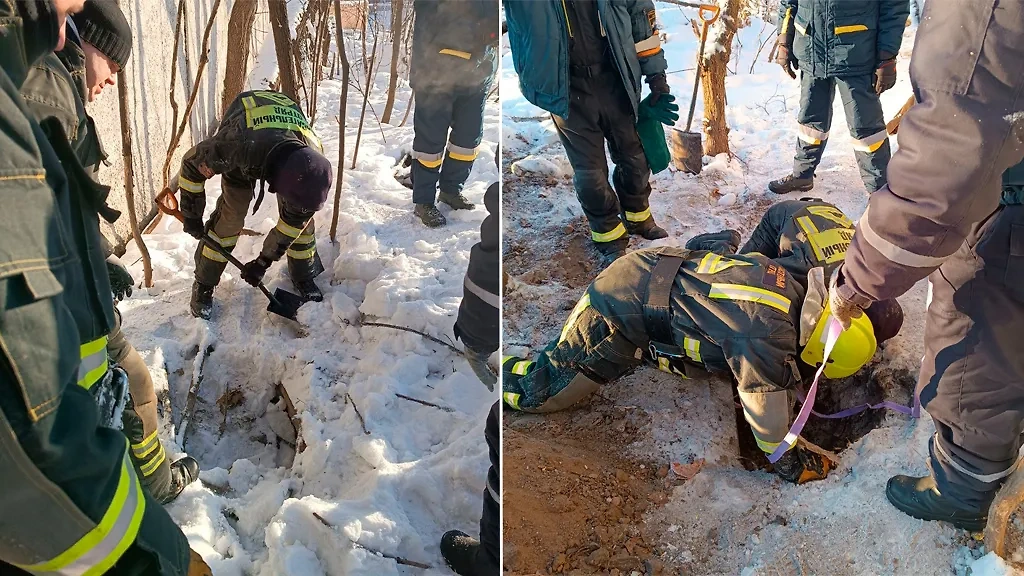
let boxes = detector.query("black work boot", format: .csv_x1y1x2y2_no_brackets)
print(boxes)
415,203,447,228
625,218,669,240
440,530,496,576
886,475,988,531
190,281,215,320
768,174,815,194
597,245,628,268
160,456,200,504
773,446,835,484
439,191,476,210
296,279,323,302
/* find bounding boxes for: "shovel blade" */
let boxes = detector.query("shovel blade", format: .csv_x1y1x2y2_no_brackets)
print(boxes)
267,288,305,321
668,129,704,175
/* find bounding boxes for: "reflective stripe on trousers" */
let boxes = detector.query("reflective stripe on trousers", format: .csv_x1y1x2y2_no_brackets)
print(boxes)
13,441,146,576
78,336,109,390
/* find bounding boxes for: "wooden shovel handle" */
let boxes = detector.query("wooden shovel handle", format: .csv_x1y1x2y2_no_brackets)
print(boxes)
699,4,720,24
155,187,185,223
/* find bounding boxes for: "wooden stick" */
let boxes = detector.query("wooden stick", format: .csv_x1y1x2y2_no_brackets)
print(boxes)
345,392,370,434
886,95,916,135
395,393,455,413
113,15,154,287
351,28,379,170
330,0,352,242
361,321,464,355
277,382,305,452
179,343,215,449
312,513,432,569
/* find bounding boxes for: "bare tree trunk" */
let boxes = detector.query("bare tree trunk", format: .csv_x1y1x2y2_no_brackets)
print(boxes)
701,0,741,156
222,0,258,114
361,0,368,73
269,0,300,103
351,28,379,170
115,62,153,287
331,0,352,241
399,92,413,127
380,0,404,124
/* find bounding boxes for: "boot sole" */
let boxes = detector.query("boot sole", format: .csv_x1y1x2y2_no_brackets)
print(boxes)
768,184,814,195
885,483,987,532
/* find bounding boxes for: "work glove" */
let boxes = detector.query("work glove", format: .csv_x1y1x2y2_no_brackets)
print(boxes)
638,93,680,127
241,256,272,287
645,72,672,105
106,255,134,301
828,267,871,330
183,216,205,240
874,57,897,94
464,346,497,392
188,550,213,576
773,40,798,79
773,445,836,484
685,229,741,255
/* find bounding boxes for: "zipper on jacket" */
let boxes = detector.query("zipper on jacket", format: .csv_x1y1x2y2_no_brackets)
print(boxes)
561,0,574,38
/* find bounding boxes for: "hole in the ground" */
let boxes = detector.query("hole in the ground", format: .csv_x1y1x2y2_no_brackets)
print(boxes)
734,366,918,471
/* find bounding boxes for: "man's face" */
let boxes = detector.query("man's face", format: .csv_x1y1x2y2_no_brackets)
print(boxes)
54,0,86,50
83,42,119,102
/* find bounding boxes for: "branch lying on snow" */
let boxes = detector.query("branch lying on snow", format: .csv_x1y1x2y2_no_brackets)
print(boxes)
312,512,433,569
361,322,463,356
395,393,455,413
345,392,370,434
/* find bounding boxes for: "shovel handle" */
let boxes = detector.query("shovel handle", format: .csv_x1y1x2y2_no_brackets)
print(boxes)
685,16,714,131
156,187,185,223
698,4,720,24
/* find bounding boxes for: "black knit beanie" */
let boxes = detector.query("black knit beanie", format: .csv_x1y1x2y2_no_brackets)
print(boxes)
71,0,132,69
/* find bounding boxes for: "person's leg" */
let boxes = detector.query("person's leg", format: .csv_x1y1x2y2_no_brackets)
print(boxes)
837,75,891,193
438,85,487,207
193,180,253,287
889,206,1024,530
411,90,453,207
551,81,627,258
277,197,323,301
601,79,664,240
770,74,835,194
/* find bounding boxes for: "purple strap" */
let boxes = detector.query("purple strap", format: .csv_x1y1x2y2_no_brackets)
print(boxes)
768,318,843,464
794,388,921,419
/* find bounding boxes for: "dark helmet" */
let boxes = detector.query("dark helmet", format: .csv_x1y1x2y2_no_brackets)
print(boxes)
865,298,904,345
270,147,333,211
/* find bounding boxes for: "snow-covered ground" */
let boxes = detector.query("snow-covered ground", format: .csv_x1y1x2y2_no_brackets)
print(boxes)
502,5,1019,575
118,32,498,575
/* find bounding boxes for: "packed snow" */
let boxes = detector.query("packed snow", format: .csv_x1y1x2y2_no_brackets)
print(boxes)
117,29,498,575
502,3,1020,575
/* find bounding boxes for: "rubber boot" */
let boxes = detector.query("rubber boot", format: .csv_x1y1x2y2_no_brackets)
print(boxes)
295,278,323,302
886,475,988,531
625,217,668,240
439,191,476,210
768,174,814,194
415,203,447,228
161,456,200,504
440,530,497,576
190,281,215,320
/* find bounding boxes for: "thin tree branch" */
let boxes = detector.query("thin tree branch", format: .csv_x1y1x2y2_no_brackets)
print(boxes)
395,393,455,413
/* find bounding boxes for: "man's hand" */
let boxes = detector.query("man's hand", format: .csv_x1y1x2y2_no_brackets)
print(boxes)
875,57,897,94
684,229,741,255
774,42,798,79
464,347,496,392
646,73,671,105
106,255,134,301
828,267,868,330
638,93,680,126
183,217,205,240
241,256,272,287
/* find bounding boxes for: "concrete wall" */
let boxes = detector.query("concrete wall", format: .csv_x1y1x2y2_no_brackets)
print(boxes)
92,0,271,248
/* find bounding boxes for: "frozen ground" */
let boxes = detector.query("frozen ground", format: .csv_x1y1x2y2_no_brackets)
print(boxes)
502,5,1019,575
117,33,498,575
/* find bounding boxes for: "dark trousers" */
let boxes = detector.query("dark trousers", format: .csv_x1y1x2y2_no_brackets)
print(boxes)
793,73,891,192
478,401,500,572
412,86,487,206
920,204,1024,511
552,70,652,254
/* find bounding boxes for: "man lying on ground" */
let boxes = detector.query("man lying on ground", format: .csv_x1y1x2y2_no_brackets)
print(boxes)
503,199,902,484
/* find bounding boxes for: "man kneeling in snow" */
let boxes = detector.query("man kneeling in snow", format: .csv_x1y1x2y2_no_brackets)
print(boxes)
502,199,903,484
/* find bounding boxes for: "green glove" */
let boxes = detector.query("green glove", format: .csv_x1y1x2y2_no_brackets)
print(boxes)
638,93,680,126
636,117,670,174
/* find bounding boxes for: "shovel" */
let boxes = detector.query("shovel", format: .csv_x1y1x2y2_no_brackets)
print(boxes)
156,188,305,321
668,4,720,175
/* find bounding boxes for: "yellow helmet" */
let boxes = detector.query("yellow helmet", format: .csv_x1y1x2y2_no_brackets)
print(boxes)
800,300,877,379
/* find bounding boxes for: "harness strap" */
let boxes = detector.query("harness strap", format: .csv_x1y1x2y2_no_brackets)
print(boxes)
643,255,684,346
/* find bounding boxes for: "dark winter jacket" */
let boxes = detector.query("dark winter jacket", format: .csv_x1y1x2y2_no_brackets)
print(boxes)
504,0,668,119
778,0,909,78
841,0,1024,304
410,0,499,92
0,2,190,574
503,246,805,413
740,199,855,288
1001,159,1024,206
454,182,499,354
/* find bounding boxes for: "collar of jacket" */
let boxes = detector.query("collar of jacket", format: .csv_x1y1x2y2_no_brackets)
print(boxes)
58,18,89,103
0,0,62,89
